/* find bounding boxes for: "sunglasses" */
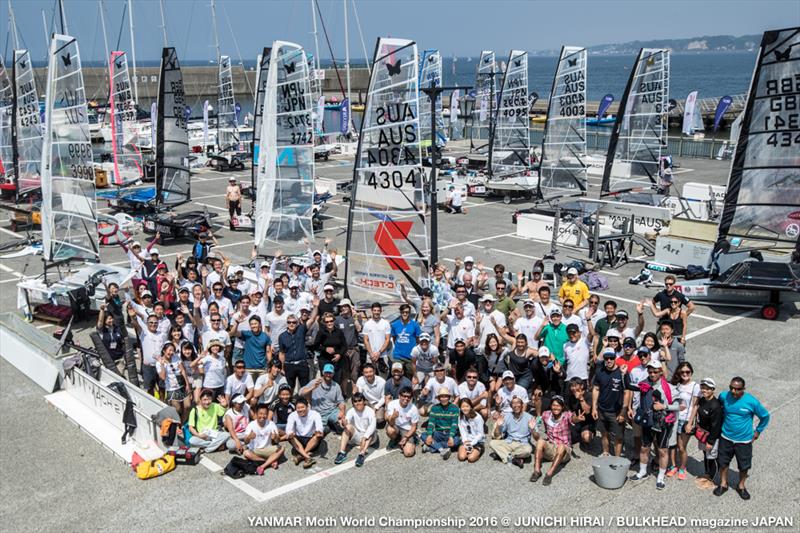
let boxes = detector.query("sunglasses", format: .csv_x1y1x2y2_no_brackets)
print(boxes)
671,300,680,304
563,304,574,308
665,282,674,287
213,288,223,292
466,375,478,379
729,386,744,391
324,320,334,324
400,394,412,398
211,319,221,323
680,370,692,374
287,321,298,325
647,370,661,374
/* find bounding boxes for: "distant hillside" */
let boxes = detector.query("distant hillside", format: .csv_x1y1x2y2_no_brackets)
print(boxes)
585,34,761,55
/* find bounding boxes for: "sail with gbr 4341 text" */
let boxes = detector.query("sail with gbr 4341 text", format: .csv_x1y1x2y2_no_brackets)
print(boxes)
345,37,430,313
41,34,99,263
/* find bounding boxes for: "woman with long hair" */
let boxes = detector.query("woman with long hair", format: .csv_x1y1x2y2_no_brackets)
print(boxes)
178,341,202,404
416,300,441,350
668,361,700,480
168,325,185,352
481,334,507,400
156,343,192,421
650,298,688,344
457,398,484,463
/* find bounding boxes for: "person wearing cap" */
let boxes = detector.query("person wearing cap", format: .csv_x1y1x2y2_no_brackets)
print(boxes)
253,359,288,407
454,256,478,285
535,308,569,365
228,314,272,372
560,298,588,339
243,403,285,475
451,339,478,383
689,378,723,489
334,392,377,467
530,395,576,485
629,361,681,490
354,363,387,425
624,345,654,456
566,378,595,450
494,370,530,415
334,298,362,395
419,363,459,416
714,377,769,500
530,346,566,416
445,183,465,214
616,337,642,374
410,332,441,389
489,397,534,467
390,304,423,377
225,176,242,221
191,231,218,265
140,246,164,297
421,388,461,459
383,363,414,407
187,389,229,451
300,363,346,434
386,386,420,457
476,294,507,353
128,304,169,397
314,311,348,385
285,397,324,468
191,338,228,401
362,302,392,373
118,234,159,290
517,264,550,301
223,393,252,453
558,267,591,311
224,359,255,405
563,322,592,388
591,349,630,458
458,368,489,420
605,303,645,344
316,283,340,318
222,275,243,307
507,298,544,348
170,283,195,320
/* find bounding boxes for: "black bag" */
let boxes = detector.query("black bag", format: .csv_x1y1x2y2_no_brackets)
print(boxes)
223,456,261,478
685,264,709,280
108,381,137,444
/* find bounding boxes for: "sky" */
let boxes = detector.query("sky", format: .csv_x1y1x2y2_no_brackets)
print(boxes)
2,0,799,64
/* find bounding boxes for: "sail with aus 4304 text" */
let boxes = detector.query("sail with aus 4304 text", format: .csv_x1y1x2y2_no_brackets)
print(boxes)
345,37,430,313
716,27,800,252
40,34,99,263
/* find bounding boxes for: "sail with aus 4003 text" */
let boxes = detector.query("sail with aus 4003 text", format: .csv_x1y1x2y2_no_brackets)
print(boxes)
491,50,531,180
12,49,44,200
156,47,190,207
716,27,800,253
251,48,271,191
418,49,447,149
41,34,99,263
109,51,143,186
539,45,587,200
345,37,430,313
217,55,239,154
601,48,670,196
254,41,315,249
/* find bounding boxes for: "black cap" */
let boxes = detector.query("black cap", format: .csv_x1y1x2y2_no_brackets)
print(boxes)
273,295,284,304
566,324,580,333
623,337,636,348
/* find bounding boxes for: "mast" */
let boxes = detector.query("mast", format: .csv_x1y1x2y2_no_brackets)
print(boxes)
310,0,321,70
211,0,221,64
343,0,351,122
158,0,168,47
58,0,68,34
127,0,138,102
98,1,110,68
8,1,20,49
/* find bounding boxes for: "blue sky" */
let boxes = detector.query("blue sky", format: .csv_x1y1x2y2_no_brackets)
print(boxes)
2,0,798,63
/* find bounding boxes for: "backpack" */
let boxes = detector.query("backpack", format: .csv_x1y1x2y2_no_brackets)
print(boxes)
635,378,676,431
582,271,609,291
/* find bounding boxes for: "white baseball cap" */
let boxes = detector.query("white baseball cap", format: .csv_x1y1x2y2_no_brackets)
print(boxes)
464,256,475,263
501,370,515,380
567,267,579,276
150,247,160,255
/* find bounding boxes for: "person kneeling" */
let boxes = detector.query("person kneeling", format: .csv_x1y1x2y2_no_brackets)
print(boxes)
243,403,284,475
530,396,574,486
421,388,461,460
334,393,377,467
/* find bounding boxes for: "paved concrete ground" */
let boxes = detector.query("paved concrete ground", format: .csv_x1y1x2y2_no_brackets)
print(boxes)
1,145,798,532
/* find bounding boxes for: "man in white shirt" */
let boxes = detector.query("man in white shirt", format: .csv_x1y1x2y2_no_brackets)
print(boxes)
446,184,464,214
444,303,476,350
201,313,232,353
225,360,255,405
534,286,560,320
513,299,544,347
230,297,257,361
362,302,392,367
128,305,168,396
419,364,459,416
354,363,387,425
494,371,530,415
207,282,234,320
253,360,288,407
563,324,591,385
285,398,324,468
334,393,377,467
476,294,507,350
284,283,312,316
561,298,588,337
265,297,288,350
458,369,489,419
385,386,420,457
243,403,284,475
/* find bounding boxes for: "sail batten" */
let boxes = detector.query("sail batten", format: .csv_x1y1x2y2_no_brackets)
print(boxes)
109,51,142,186
156,47,190,207
41,34,99,263
345,37,430,313
254,41,315,248
717,27,800,251
601,48,670,196
491,50,530,180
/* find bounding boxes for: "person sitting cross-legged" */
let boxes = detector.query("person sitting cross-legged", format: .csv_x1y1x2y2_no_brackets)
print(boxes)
385,386,420,458
242,403,285,475
285,397,324,469
187,389,229,451
488,396,534,468
334,393,377,467
421,388,461,460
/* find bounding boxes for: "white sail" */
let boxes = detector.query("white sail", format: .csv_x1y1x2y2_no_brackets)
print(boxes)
345,37,430,312
12,50,43,198
254,41,315,248
418,49,447,149
491,50,530,180
0,58,12,185
156,47,190,206
251,48,270,190
602,48,670,196
41,34,99,263
539,45,587,198
217,55,238,153
109,51,142,186
473,50,495,149
682,90,698,135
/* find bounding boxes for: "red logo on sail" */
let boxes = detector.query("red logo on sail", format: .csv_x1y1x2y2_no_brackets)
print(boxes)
374,221,411,271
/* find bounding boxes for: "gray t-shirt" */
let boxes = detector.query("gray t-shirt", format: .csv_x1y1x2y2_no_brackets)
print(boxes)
311,381,344,417
254,373,288,405
662,339,686,378
335,315,358,348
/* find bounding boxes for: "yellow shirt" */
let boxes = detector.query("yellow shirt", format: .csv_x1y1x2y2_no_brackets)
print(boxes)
558,279,590,307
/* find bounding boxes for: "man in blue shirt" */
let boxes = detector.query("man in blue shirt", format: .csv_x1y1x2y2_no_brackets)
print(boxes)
488,397,534,468
714,376,770,501
230,316,272,371
390,304,422,378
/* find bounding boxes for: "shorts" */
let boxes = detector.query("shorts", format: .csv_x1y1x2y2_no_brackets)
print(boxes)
631,422,642,438
641,423,674,449
597,411,622,439
165,388,188,402
717,437,752,471
142,364,159,390
570,420,596,443
541,440,571,463
192,377,203,389
252,445,282,458
349,431,376,446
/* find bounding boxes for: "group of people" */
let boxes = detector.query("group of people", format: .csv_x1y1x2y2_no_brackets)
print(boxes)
98,234,768,497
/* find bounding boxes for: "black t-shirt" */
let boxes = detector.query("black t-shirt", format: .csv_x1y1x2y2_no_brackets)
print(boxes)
270,400,295,425
592,365,628,413
507,349,532,379
451,348,478,382
653,289,689,310
318,298,340,319
566,390,593,418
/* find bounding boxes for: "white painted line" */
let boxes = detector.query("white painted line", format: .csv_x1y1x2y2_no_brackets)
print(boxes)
592,291,723,323
107,238,257,266
0,263,25,278
195,202,229,213
36,323,56,329
0,264,14,273
438,232,515,250
0,226,24,239
685,309,758,340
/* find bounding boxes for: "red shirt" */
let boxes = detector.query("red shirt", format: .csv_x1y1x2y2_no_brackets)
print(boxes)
615,355,641,374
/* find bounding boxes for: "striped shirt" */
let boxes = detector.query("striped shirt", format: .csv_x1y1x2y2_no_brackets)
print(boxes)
428,403,459,436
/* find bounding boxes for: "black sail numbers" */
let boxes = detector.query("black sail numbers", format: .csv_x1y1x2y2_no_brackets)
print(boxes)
366,102,419,189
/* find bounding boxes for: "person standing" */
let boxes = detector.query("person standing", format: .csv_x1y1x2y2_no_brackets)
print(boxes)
390,304,423,377
690,377,723,489
591,350,629,457
225,176,242,221
714,377,770,500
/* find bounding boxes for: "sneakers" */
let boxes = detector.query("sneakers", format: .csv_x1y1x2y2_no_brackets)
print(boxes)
736,487,751,500
529,470,542,482
666,467,679,477
542,474,553,486
292,455,303,466
355,454,366,467
302,457,316,469
677,469,687,480
441,449,451,461
334,451,348,465
656,480,666,490
629,472,650,482
256,463,268,476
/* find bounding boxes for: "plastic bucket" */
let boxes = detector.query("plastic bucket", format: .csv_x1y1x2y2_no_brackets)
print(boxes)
592,456,630,489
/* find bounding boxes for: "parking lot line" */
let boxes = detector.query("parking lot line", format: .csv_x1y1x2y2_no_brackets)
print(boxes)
0,226,24,239
685,309,757,339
